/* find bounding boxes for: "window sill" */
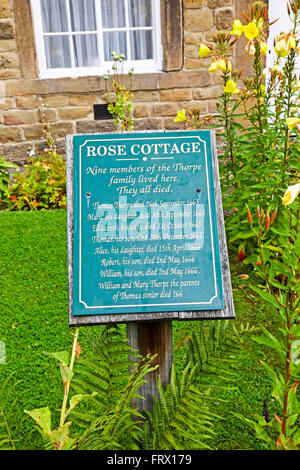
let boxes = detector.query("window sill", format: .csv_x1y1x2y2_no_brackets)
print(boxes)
37,60,163,80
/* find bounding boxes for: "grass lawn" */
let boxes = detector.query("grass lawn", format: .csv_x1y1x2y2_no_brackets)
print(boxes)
0,209,279,450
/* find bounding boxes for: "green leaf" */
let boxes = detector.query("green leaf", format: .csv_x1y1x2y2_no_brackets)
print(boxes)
60,365,73,384
48,422,71,449
266,245,283,254
69,391,97,410
24,407,52,433
47,351,70,366
252,326,285,359
250,285,279,309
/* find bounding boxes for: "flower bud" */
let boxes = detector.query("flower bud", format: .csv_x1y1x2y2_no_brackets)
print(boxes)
246,204,253,223
264,212,270,231
270,207,277,224
238,248,246,261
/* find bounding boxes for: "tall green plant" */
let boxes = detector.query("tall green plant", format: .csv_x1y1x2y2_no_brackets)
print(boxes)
104,52,134,132
235,185,300,449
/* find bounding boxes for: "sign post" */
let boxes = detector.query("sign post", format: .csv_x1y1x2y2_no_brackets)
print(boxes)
66,130,234,413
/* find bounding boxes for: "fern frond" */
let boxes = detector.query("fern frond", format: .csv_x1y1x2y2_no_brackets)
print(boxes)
143,363,215,450
0,367,25,450
77,352,157,450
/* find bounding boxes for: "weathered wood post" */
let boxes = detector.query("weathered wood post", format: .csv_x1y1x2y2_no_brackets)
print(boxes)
127,320,172,414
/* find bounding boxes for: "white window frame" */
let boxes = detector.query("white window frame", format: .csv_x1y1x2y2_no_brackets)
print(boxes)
30,0,162,79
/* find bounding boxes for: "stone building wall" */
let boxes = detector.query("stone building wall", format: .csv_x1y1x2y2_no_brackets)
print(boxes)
0,0,250,165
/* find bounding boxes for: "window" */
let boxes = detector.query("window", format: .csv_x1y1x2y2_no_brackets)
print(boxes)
30,0,162,78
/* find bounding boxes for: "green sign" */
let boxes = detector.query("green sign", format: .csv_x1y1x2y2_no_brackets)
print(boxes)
68,130,233,323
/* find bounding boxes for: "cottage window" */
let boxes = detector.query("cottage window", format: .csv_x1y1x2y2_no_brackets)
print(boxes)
30,0,162,78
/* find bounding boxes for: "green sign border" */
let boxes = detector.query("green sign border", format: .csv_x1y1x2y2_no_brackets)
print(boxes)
67,130,235,326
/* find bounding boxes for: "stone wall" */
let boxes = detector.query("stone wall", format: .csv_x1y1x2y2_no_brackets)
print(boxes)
0,0,246,165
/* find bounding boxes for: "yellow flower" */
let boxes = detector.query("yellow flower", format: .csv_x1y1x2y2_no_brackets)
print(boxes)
218,59,232,72
208,60,219,73
230,19,244,36
224,79,240,94
275,39,288,57
286,117,300,130
292,79,300,91
260,41,268,55
272,64,281,74
208,59,231,73
198,43,211,58
287,35,296,52
174,109,187,122
243,22,259,40
282,183,300,207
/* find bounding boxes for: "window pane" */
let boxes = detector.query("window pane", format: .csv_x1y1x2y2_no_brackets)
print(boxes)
130,30,153,60
128,0,152,27
73,35,99,66
103,32,127,61
44,36,71,68
101,0,125,28
70,0,96,31
41,0,68,33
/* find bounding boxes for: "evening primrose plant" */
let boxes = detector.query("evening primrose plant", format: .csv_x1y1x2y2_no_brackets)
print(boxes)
194,1,300,260
104,52,134,132
235,186,300,450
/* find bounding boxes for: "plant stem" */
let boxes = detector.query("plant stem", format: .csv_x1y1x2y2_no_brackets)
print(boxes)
59,327,80,428
282,322,292,437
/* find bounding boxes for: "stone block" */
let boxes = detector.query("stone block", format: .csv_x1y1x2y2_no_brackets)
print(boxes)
184,58,204,70
76,120,115,134
133,104,149,118
208,0,233,7
23,124,44,140
164,118,185,130
185,8,214,32
42,95,69,108
179,101,208,114
69,94,96,106
192,86,221,100
59,106,91,120
16,96,39,110
4,110,37,125
216,8,234,30
184,32,202,45
39,108,57,123
184,0,205,8
0,20,14,40
0,40,17,52
160,89,192,102
133,91,159,102
0,126,22,143
0,0,11,18
0,98,14,110
51,121,74,138
0,68,20,79
2,142,33,165
185,44,199,58
0,51,18,68
134,117,163,130
151,103,178,117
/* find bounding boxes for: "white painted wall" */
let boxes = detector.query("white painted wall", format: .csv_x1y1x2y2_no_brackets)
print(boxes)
267,0,300,73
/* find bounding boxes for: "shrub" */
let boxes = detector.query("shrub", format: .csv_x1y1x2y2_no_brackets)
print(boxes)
8,150,66,211
0,156,18,210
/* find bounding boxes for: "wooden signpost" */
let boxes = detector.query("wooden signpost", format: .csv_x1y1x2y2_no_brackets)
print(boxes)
66,130,234,412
